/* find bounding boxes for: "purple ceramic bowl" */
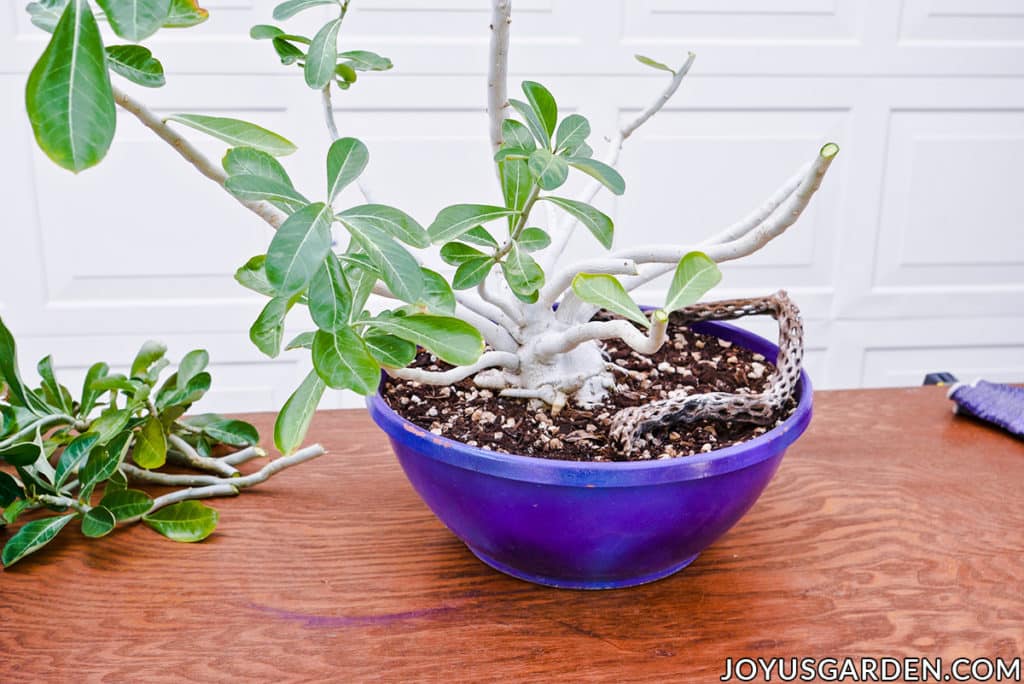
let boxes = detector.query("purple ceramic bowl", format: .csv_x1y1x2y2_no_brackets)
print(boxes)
367,320,812,589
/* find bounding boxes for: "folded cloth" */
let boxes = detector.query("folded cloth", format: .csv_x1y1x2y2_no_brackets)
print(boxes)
948,380,1024,438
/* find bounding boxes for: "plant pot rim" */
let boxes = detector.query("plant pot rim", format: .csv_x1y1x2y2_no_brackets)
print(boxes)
367,320,813,488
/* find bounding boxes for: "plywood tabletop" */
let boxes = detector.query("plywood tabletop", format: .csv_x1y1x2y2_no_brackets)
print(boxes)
2,387,1022,681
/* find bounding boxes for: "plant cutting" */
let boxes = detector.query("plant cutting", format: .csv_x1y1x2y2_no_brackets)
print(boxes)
10,0,838,585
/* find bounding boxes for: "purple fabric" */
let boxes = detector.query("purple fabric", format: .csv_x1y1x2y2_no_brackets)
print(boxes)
950,381,1024,438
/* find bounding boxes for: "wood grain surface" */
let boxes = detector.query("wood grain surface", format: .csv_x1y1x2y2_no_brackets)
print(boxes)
1,387,1022,682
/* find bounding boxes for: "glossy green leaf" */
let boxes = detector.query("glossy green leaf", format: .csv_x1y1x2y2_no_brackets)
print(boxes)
106,45,166,88
428,205,519,244
99,488,153,521
440,242,487,266
133,416,167,470
342,221,424,304
225,175,308,213
95,0,171,41
326,137,369,201
55,431,99,487
0,317,50,414
0,440,44,468
77,362,109,417
78,434,127,499
143,500,218,542
508,98,549,148
163,0,208,28
554,114,590,154
461,226,499,249
337,205,428,249
521,81,557,139
202,419,259,447
501,119,535,152
517,227,551,252
312,328,380,394
26,0,67,33
25,0,116,173
273,0,335,20
501,243,545,296
234,255,276,297
2,499,30,525
664,251,723,312
0,471,22,508
131,341,167,380
285,331,315,351
250,24,283,39
501,158,532,215
223,147,293,187
274,370,325,454
567,157,625,196
338,50,392,71
369,315,484,367
572,274,649,328
539,196,614,249
308,254,351,332
418,268,457,315
363,333,416,368
177,350,209,389
37,355,69,413
334,63,357,85
266,202,334,295
249,296,295,359
305,18,341,89
165,114,296,156
635,54,674,73
1,514,74,567
452,258,494,290
272,36,304,65
89,409,131,445
81,506,116,538
528,149,569,191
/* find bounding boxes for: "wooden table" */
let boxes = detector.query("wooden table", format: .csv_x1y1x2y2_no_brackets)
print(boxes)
2,387,1022,681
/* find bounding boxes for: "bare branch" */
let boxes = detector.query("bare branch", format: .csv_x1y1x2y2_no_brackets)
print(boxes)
535,312,669,358
386,351,520,385
488,0,513,153
219,445,267,466
112,86,286,230
321,85,375,203
168,434,238,477
121,444,327,490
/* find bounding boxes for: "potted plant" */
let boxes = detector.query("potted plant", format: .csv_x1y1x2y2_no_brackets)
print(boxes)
7,0,837,585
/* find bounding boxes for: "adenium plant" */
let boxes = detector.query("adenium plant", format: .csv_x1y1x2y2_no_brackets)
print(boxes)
14,0,838,477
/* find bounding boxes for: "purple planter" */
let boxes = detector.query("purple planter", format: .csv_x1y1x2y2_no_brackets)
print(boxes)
367,321,812,589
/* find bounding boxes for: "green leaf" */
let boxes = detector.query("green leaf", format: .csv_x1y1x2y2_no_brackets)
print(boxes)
461,226,499,249
428,205,519,244
273,0,335,20
501,243,545,296
163,0,208,28
572,274,649,328
234,255,276,297
202,419,259,447
337,205,428,249
285,331,315,351
165,114,297,156
521,81,557,139
312,328,380,394
508,99,550,149
1,514,74,567
0,317,50,414
26,0,67,33
266,202,334,295
528,149,569,191
89,374,138,395
274,370,325,454
99,488,153,521
273,36,304,65
89,409,131,445
79,434,127,499
95,0,171,41
0,471,22,508
105,45,166,88
0,440,44,468
158,370,211,408
305,18,341,89
25,0,116,173
452,257,494,290
554,114,590,154
134,416,167,470
223,147,293,187
326,137,369,202
78,362,109,417
105,467,128,492
440,242,487,266
363,333,416,368
224,175,309,213
338,50,392,71
2,499,30,525
143,500,218,542
664,251,723,312
81,506,116,538
131,340,167,380
37,355,69,413
250,296,295,359
517,227,551,252
308,254,351,332
500,158,532,215
567,157,625,196
635,54,674,74
418,268,456,315
250,24,284,39
177,350,209,389
368,315,484,367
334,63,357,85
501,119,535,152
55,431,99,488
342,221,424,304
539,196,614,249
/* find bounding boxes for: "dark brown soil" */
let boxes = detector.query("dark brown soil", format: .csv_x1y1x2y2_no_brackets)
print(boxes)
381,312,796,462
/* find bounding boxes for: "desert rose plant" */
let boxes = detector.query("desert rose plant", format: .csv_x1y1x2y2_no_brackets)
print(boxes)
3,0,838,564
